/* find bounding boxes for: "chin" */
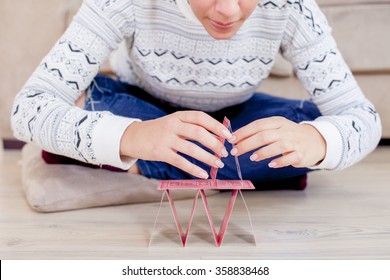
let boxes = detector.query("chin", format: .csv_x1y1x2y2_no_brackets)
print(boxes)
203,22,241,40
210,34,233,40
207,30,238,40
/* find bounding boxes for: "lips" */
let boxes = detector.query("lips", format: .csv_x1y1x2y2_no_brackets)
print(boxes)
209,19,238,31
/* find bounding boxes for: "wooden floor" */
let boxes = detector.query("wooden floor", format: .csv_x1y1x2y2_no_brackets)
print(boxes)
1,147,390,260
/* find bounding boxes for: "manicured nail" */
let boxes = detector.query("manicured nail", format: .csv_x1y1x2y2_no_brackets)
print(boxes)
228,135,236,143
222,129,232,139
215,159,224,168
250,154,258,161
231,148,238,156
198,170,209,179
221,148,228,157
268,162,277,168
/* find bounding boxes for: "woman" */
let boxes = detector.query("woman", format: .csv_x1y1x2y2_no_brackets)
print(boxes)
11,0,381,188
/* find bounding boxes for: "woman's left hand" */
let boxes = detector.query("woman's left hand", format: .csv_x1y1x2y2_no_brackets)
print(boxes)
229,116,326,168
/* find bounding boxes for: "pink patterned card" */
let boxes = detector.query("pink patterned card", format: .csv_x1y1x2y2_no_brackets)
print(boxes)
158,179,254,190
150,117,256,247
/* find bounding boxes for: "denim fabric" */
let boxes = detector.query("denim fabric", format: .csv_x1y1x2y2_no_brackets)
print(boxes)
85,74,322,185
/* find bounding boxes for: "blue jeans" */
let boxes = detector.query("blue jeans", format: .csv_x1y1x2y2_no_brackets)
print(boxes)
85,74,322,186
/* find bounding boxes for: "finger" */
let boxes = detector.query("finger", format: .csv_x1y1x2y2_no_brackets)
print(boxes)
249,141,291,162
230,117,285,144
178,123,228,158
176,111,233,140
268,151,303,169
166,151,210,179
231,129,280,156
175,138,225,169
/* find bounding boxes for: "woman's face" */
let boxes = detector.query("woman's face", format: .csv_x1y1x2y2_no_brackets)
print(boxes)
188,0,260,40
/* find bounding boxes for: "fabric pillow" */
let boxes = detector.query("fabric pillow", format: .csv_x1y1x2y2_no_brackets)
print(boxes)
270,53,294,77
21,144,217,212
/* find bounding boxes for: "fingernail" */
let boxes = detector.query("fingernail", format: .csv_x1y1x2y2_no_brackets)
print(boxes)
250,154,258,161
221,148,228,157
268,162,277,168
215,159,224,168
222,129,232,139
199,170,209,179
228,135,236,143
231,148,238,156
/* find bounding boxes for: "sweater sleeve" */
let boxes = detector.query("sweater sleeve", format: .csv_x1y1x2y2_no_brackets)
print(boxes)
281,0,381,170
10,0,140,169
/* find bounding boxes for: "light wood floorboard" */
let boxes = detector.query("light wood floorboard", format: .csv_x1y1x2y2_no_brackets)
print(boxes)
1,147,390,259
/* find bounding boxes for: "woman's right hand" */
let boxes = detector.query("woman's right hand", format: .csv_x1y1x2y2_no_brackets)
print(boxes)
119,111,232,179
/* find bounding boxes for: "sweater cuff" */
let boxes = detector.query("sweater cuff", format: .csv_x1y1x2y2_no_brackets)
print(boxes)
92,114,141,170
300,120,343,170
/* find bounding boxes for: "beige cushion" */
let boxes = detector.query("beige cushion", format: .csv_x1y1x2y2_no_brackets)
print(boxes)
270,53,294,77
270,3,390,74
271,1,390,76
322,4,390,72
317,0,390,6
21,143,217,212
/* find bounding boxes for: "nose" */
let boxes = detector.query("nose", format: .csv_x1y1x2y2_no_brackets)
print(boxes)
215,0,240,18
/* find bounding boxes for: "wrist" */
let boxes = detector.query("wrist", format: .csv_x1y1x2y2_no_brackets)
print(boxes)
120,120,142,158
302,123,326,165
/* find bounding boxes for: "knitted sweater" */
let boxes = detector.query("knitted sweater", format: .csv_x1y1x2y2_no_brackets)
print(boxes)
11,0,381,171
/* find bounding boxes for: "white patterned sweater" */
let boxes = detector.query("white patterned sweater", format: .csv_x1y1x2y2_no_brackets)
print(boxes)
11,0,381,171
